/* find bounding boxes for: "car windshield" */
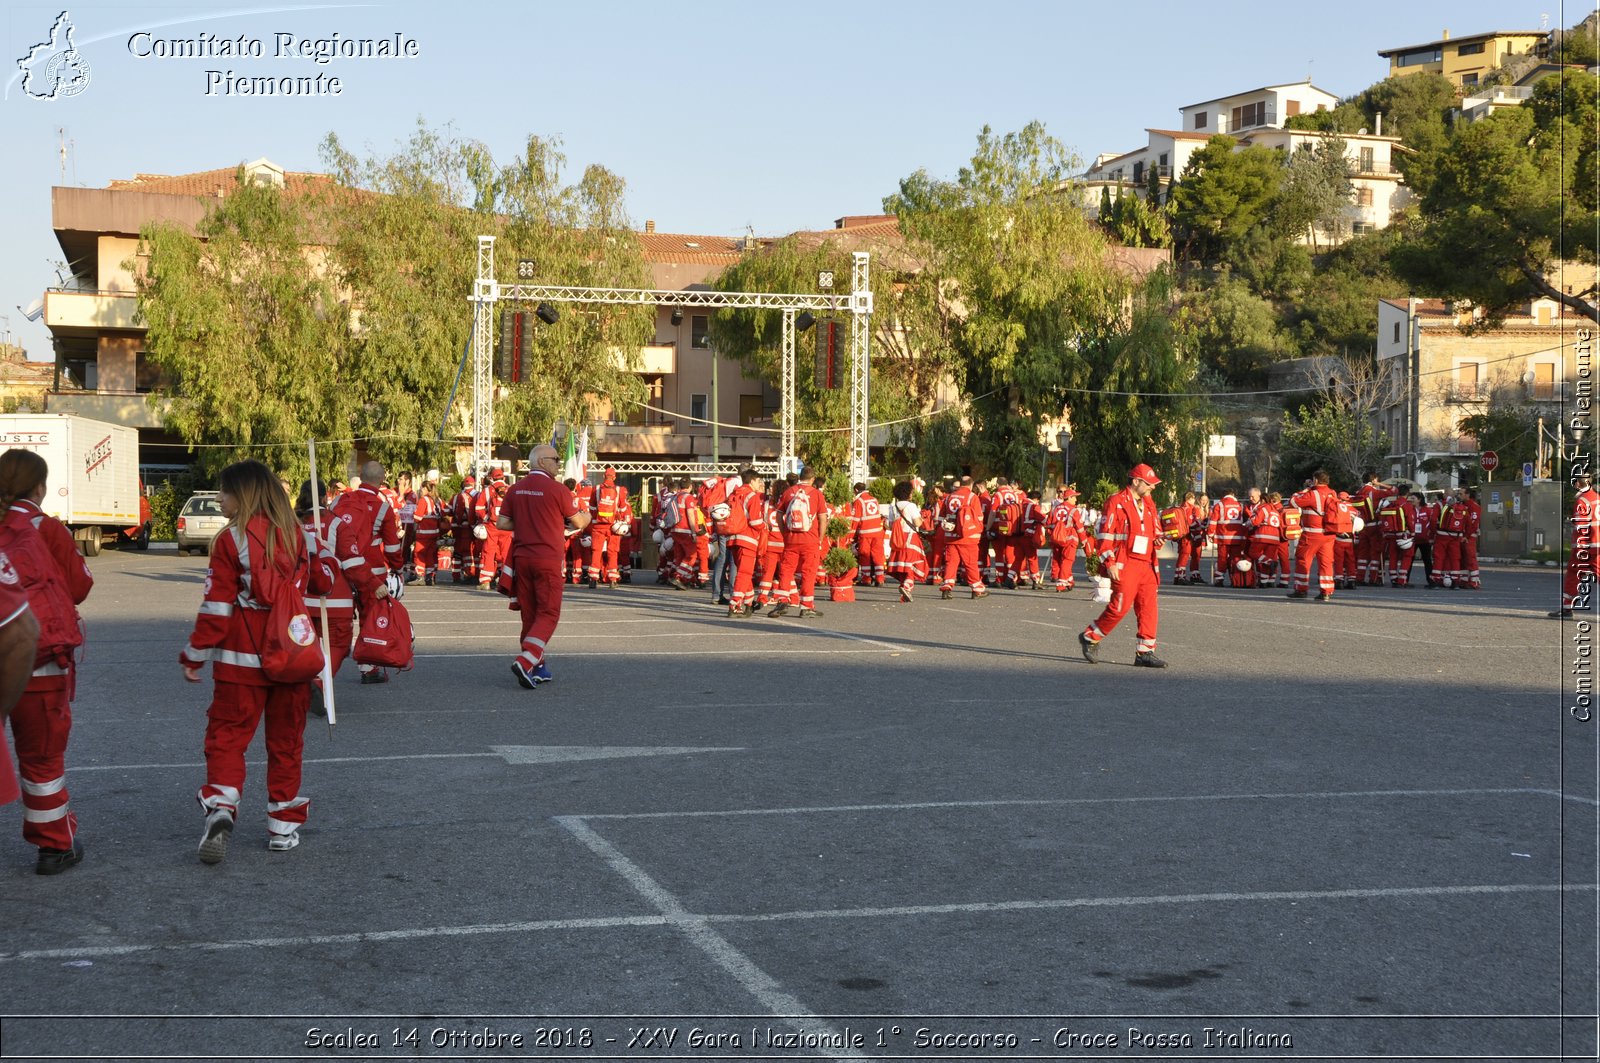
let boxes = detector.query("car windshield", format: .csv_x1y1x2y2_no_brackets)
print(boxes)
184,498,224,516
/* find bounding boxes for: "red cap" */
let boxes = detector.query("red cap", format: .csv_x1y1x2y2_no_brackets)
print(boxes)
1129,463,1161,485
1338,491,1351,500
1060,486,1080,498
463,475,477,486
491,469,506,482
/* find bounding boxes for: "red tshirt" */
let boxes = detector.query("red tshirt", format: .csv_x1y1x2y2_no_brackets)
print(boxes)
505,471,581,568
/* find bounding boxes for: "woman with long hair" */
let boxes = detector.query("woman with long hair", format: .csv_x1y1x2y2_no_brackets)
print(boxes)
180,460,314,864
0,448,93,874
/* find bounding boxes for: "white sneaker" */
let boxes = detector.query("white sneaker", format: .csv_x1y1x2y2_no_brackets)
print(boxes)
198,808,234,865
268,831,301,852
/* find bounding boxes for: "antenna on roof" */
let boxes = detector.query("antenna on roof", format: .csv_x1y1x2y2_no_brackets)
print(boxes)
1306,60,1313,82
1540,12,1549,30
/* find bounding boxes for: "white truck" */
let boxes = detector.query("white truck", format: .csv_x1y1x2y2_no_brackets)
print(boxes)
0,414,149,555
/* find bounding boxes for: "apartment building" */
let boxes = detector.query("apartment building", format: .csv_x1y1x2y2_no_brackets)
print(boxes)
1374,295,1580,483
1377,28,1549,91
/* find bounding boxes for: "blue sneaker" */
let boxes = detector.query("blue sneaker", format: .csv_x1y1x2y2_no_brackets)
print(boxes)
510,661,536,690
532,662,553,684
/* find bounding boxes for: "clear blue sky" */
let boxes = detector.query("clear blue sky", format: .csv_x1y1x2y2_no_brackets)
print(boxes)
0,0,1578,361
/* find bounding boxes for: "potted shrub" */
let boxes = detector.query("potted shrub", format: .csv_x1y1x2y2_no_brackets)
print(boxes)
821,545,859,601
824,515,852,551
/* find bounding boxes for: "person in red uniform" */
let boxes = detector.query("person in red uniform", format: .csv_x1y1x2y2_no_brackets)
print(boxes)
885,480,928,602
1047,487,1084,591
983,479,1020,587
923,484,947,584
1209,491,1246,586
768,468,828,618
724,469,766,617
1246,488,1283,588
1015,490,1046,587
449,475,480,583
1413,492,1440,588
1553,473,1599,617
1290,470,1339,600
1351,471,1393,586
330,461,402,683
757,478,787,606
0,449,93,874
1459,487,1483,588
938,476,988,600
1329,491,1358,589
587,467,628,588
476,472,512,590
1079,464,1166,667
1434,491,1464,587
412,482,442,585
499,445,590,687
1378,489,1417,587
848,483,887,586
295,478,353,719
1182,493,1210,585
182,460,327,863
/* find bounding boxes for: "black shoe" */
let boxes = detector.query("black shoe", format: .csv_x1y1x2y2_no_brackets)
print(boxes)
424,575,435,586
36,838,83,876
1001,578,1015,590
971,588,989,599
359,670,389,685
1286,591,1307,599
1315,592,1332,601
1550,608,1575,618
1134,651,1169,668
767,602,789,618
1078,631,1100,664
308,683,327,718
798,607,823,618
716,597,731,606
588,579,598,589
940,589,954,600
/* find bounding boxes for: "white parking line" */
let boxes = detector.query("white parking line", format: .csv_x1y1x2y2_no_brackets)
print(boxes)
413,648,901,659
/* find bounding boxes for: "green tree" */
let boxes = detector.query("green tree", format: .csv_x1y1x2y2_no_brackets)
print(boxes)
136,171,355,478
1455,404,1538,482
1288,226,1404,355
884,122,1210,483
1276,354,1393,487
1168,135,1283,264
1176,275,1292,382
1273,136,1355,250
1391,75,1599,325
1549,13,1599,67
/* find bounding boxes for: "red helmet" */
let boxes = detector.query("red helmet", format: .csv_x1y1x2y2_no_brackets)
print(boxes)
1129,463,1161,486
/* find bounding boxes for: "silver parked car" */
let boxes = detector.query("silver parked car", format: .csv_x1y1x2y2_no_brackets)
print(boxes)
175,492,228,555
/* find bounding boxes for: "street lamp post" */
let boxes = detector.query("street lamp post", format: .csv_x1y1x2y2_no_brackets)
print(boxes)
1056,428,1071,490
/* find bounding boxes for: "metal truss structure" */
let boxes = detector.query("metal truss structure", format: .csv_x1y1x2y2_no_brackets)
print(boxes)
468,237,872,480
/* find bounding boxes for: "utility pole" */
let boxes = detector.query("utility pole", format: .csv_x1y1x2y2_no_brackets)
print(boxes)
710,341,719,468
1408,298,1421,482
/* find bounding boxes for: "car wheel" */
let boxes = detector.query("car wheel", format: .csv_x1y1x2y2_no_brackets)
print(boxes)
136,524,151,551
177,546,190,557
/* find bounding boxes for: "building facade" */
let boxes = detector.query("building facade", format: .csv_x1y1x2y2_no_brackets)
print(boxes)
1377,29,1549,91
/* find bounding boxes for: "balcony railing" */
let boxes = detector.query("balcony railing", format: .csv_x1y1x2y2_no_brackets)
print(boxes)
1527,381,1568,402
1215,108,1278,134
1463,85,1534,106
1352,160,1398,176
1447,383,1488,403
43,288,141,332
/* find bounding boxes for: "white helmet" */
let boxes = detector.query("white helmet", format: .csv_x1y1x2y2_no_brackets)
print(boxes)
1235,558,1253,573
708,502,731,521
426,468,441,483
579,535,592,548
651,528,664,544
1351,515,1365,534
1442,575,1454,587
613,521,631,536
472,524,489,541
1397,536,1415,551
384,571,406,599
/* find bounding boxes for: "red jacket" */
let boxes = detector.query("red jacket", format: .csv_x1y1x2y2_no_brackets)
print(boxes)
1097,487,1162,570
1249,501,1283,542
415,494,441,539
1292,484,1339,533
1047,499,1084,545
988,486,1024,536
849,491,885,540
777,483,828,545
180,515,319,686
1378,494,1416,537
8,500,92,605
591,482,627,526
1210,495,1246,543
939,487,984,542
331,483,402,578
728,484,764,550
301,513,353,619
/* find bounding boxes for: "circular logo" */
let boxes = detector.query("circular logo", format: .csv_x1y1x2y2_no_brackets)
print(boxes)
375,615,389,629
288,615,316,647
0,551,17,586
44,50,91,98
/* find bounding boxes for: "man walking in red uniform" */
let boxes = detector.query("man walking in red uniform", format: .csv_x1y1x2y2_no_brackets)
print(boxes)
939,476,988,600
1553,473,1598,617
330,461,402,683
499,445,589,688
1047,487,1084,591
450,474,479,584
848,482,886,586
587,467,628,588
768,467,828,618
1290,470,1339,600
1079,464,1166,667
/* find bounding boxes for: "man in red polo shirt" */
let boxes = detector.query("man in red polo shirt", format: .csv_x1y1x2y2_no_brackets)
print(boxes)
497,445,590,689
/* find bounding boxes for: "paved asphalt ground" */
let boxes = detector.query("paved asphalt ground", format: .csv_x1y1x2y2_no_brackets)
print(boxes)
0,545,1594,1062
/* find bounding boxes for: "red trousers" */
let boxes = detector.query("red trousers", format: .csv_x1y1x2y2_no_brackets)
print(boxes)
1213,538,1243,584
414,534,439,577
758,546,784,602
479,529,511,587
1050,539,1078,587
199,680,309,838
1434,536,1461,583
854,534,886,582
941,540,984,591
454,536,481,581
773,541,820,608
1294,532,1335,594
11,680,76,850
1175,538,1202,581
1461,537,1480,587
1249,538,1280,583
929,537,948,583
1386,538,1416,585
1357,528,1385,584
1085,559,1159,652
587,524,621,582
729,542,758,610
1014,538,1040,581
512,561,564,669
1334,536,1357,583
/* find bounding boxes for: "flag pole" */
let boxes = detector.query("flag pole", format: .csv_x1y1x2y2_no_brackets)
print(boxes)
308,439,337,733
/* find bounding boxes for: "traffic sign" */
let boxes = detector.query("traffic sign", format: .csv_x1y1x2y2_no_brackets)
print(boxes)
1523,461,1534,486
1480,450,1499,472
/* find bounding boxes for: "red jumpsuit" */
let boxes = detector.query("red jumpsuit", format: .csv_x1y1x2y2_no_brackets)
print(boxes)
450,482,480,582
1210,495,1246,586
773,483,828,610
939,487,986,595
1329,498,1358,587
476,481,512,589
1351,484,1393,585
1082,486,1162,655
1379,494,1417,586
758,499,785,605
849,491,887,585
1016,500,1045,584
1178,504,1208,583
413,494,441,583
1460,498,1482,588
1291,485,1338,597
726,484,765,613
1247,501,1282,587
180,517,321,842
503,472,582,673
886,499,929,595
987,487,1023,584
330,483,402,675
587,479,628,585
4,500,91,855
1046,498,1084,591
1435,502,1466,586
1563,487,1600,610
